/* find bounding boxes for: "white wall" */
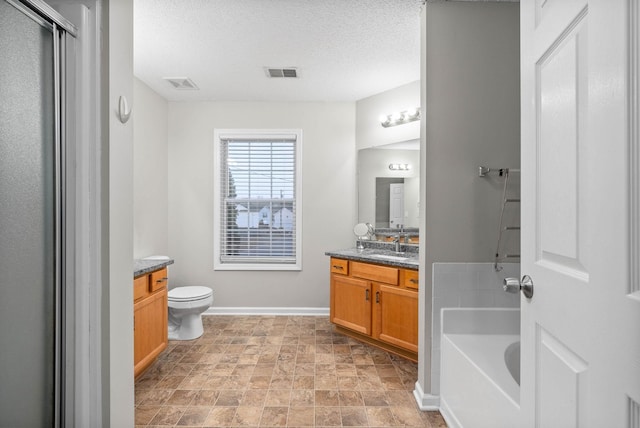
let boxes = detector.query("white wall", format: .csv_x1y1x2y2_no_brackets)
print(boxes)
167,101,357,309
356,81,420,150
416,1,520,406
417,3,429,408
133,78,168,258
102,0,134,425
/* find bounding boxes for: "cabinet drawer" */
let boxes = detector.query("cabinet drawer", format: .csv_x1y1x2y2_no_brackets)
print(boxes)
150,267,168,292
134,275,149,301
330,258,349,275
351,261,398,285
401,269,419,290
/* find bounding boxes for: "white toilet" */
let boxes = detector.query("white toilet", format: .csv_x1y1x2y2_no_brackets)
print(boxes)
167,286,213,340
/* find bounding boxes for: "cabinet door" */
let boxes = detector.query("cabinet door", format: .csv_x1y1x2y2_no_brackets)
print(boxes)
330,274,372,335
373,283,418,352
134,288,168,377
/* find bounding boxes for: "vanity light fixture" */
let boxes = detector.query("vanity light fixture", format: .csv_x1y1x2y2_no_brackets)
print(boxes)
379,107,421,128
389,163,412,171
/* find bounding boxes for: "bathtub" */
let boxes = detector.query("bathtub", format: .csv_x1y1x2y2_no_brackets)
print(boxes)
439,308,520,428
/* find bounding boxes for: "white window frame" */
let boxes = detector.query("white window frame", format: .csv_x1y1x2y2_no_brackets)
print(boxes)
213,129,303,271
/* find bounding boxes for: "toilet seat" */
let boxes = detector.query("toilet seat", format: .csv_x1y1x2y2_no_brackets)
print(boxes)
168,286,212,302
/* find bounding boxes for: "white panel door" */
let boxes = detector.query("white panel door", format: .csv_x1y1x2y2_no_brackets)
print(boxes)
521,0,640,426
389,183,404,228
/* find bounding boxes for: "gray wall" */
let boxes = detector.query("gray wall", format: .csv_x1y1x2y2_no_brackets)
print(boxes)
417,1,520,401
133,78,169,258
167,101,357,309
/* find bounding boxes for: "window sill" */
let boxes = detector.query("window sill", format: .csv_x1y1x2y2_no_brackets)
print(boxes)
213,263,302,272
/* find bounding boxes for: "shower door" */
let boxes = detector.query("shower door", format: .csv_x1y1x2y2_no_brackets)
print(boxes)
0,1,75,426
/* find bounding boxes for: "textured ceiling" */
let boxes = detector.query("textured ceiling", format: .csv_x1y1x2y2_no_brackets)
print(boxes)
134,0,422,102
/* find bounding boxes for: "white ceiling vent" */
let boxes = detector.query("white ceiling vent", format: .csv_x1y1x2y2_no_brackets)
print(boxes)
264,67,298,78
163,77,199,90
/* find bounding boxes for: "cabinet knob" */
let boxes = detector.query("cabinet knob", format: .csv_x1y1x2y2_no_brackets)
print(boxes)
365,289,370,301
375,291,380,303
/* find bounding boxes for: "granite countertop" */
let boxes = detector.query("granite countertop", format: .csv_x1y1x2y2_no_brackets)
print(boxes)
325,247,419,270
134,258,174,278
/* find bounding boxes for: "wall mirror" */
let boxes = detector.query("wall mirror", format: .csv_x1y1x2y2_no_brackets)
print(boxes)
357,139,420,236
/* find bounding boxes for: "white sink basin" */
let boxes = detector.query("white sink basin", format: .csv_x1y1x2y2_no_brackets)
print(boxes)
143,255,171,261
369,254,408,261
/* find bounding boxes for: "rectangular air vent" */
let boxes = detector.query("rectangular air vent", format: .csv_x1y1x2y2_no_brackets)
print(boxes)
265,67,298,78
163,77,199,90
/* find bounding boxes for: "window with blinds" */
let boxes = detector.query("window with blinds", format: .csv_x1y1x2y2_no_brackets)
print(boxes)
214,130,302,270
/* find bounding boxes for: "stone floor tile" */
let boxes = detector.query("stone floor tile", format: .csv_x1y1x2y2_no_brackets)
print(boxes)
260,406,288,427
148,405,187,426
134,405,161,425
176,406,211,426
203,406,237,427
233,405,263,426
340,407,368,427
135,316,447,428
315,406,342,427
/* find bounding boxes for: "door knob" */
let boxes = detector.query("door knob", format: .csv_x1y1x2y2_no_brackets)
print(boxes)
503,275,534,299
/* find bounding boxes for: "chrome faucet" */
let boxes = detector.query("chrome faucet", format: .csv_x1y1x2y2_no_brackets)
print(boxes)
393,232,403,253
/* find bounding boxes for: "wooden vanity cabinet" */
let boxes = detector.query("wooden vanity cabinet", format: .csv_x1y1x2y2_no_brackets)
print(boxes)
329,257,418,360
134,267,168,378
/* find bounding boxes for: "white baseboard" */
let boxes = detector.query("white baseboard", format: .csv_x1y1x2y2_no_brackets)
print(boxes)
439,397,462,428
413,381,440,411
204,307,330,316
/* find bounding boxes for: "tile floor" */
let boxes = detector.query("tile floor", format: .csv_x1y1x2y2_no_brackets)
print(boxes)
135,315,447,427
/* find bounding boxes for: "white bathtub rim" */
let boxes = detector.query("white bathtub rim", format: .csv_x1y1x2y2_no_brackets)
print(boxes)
443,333,520,407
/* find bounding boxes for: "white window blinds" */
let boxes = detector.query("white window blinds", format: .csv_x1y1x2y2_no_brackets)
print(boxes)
217,132,300,267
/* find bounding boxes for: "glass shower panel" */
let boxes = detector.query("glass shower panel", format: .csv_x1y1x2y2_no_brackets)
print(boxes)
0,1,56,426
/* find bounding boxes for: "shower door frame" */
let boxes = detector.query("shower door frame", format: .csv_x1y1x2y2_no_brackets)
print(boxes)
5,1,79,426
